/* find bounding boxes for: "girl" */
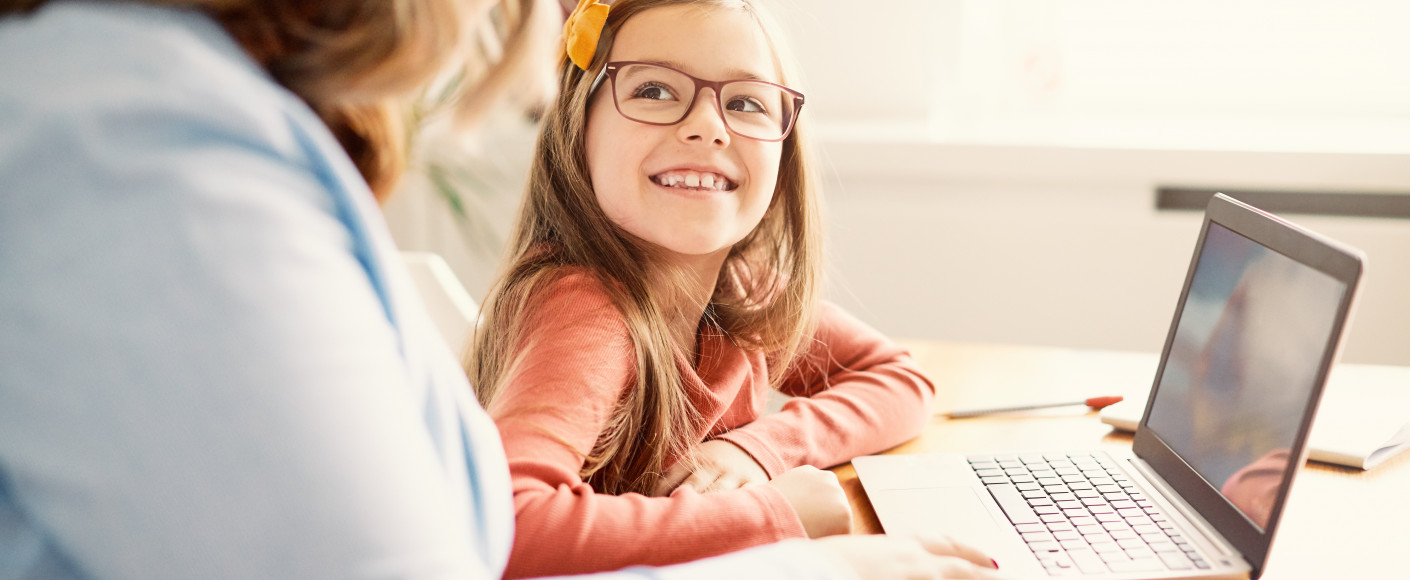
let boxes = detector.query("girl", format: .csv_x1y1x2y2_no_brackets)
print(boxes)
468,0,938,577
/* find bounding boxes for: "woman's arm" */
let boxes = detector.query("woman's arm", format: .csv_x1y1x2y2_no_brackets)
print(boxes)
0,7,493,578
714,302,937,477
491,274,809,578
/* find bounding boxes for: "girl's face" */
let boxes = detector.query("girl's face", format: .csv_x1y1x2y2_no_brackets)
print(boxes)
585,5,784,265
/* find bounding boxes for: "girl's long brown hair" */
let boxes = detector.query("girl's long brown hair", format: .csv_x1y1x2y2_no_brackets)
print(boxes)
467,0,823,496
2,0,558,201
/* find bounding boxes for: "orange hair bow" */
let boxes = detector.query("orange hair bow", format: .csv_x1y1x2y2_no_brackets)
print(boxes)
564,0,611,70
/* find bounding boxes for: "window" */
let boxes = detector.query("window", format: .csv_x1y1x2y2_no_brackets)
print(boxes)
788,0,1410,153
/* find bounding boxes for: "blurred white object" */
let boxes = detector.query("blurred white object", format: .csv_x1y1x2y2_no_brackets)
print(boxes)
402,252,479,355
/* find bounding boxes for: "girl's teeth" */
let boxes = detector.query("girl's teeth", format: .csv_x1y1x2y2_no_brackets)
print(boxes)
655,171,731,190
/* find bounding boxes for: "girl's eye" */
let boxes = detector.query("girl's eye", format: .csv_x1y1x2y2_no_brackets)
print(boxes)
725,96,767,114
632,82,678,101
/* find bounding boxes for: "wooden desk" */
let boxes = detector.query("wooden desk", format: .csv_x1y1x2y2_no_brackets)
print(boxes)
836,341,1410,579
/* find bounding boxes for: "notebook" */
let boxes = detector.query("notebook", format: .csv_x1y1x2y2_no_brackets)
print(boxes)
1100,362,1410,471
853,193,1365,579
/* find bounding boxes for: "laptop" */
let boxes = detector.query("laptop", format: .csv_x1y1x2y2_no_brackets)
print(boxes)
853,193,1365,579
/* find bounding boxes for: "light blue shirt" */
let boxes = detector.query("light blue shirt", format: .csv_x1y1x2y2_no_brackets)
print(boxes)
0,2,840,579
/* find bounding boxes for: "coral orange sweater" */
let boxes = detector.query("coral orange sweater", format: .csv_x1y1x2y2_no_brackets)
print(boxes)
488,272,935,578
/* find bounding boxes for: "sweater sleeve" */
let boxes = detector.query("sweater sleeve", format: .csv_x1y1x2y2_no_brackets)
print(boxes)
489,274,807,579
714,302,936,477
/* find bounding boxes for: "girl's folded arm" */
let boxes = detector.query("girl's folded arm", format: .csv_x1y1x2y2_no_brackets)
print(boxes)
714,301,936,476
488,275,807,578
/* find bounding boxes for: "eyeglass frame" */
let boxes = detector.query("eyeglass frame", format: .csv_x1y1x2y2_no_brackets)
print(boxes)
588,61,806,143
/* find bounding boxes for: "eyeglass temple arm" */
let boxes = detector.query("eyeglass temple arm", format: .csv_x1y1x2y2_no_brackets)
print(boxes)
588,66,610,97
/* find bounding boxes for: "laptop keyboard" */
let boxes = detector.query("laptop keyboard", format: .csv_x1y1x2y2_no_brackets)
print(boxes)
967,452,1211,576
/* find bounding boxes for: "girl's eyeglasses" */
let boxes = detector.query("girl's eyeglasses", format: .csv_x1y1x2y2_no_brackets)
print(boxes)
590,61,805,142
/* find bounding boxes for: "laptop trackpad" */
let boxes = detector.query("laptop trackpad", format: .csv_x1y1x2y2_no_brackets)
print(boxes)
867,487,1038,573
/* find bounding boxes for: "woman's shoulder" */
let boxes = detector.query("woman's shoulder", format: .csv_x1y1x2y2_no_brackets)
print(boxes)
0,2,308,157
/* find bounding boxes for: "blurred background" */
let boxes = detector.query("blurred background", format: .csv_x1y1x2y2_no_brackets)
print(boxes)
385,0,1410,365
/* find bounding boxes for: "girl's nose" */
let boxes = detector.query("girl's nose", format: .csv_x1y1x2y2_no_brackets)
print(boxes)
676,88,731,148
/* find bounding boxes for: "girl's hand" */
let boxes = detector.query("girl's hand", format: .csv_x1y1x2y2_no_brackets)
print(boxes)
652,439,770,496
766,465,852,538
813,534,1005,580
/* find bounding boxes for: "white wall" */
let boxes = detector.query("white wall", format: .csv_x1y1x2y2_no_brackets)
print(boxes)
816,142,1410,365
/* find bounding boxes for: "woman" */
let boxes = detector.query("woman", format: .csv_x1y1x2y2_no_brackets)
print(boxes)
0,1,999,578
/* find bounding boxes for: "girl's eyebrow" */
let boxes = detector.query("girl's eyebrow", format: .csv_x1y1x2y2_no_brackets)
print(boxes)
645,58,770,82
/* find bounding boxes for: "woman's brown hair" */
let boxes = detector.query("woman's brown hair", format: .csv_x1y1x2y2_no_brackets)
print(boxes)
467,0,823,496
1,0,558,201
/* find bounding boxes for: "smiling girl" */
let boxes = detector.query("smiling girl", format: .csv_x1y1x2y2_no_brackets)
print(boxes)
467,0,939,576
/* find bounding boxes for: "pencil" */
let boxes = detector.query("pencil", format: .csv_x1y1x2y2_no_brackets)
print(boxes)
947,396,1124,418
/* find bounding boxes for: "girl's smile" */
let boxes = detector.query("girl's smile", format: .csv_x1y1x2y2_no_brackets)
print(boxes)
649,167,739,193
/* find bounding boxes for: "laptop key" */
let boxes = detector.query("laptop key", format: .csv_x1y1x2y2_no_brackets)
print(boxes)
1041,554,1075,570
1066,549,1108,574
1022,532,1055,543
1108,557,1164,573
1015,523,1048,534
1123,546,1156,560
1158,551,1194,570
1115,538,1146,550
988,484,1042,525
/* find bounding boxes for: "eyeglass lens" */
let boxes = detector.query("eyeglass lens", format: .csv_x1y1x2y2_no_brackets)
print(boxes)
611,63,797,141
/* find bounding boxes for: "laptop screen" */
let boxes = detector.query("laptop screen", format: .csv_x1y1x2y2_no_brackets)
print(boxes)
1144,222,1347,530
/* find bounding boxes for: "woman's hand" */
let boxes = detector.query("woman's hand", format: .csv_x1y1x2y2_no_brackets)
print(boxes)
652,439,770,496
813,534,1005,580
767,465,852,538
